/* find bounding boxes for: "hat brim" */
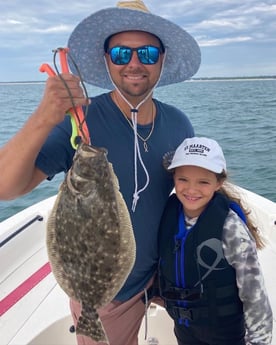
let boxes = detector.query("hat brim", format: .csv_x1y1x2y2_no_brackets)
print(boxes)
68,7,201,89
167,159,224,174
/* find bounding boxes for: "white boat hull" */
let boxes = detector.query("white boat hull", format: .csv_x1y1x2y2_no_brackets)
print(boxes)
1,186,276,345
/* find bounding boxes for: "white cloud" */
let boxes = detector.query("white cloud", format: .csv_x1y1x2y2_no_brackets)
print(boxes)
195,17,260,31
198,36,252,47
34,24,73,34
6,19,23,25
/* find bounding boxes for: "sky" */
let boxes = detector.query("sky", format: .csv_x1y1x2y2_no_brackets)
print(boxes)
0,0,276,82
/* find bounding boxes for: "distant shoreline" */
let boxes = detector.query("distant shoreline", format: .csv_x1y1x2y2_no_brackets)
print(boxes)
0,81,45,85
192,76,276,81
0,75,276,84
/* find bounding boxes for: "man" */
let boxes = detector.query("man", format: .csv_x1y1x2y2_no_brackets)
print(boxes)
0,1,201,344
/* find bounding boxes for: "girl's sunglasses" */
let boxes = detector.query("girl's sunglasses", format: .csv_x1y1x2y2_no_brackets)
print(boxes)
106,45,162,65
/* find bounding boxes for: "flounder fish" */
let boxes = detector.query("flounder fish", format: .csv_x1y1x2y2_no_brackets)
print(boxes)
46,142,136,343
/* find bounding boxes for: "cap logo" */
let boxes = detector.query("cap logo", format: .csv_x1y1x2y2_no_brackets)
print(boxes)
185,144,210,156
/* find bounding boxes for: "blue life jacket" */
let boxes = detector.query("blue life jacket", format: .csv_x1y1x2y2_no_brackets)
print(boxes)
158,192,244,327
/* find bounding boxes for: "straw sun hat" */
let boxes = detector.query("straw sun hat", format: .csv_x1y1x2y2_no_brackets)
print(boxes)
68,0,201,89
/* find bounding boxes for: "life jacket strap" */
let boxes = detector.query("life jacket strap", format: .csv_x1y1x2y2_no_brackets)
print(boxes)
161,286,201,301
168,302,242,322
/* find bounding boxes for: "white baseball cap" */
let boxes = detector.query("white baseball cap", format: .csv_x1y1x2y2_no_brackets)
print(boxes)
167,137,227,173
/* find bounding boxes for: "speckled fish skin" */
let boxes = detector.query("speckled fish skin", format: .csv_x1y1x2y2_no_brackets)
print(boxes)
46,142,136,344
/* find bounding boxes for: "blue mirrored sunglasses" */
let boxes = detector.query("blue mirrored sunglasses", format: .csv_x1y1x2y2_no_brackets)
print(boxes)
107,45,162,65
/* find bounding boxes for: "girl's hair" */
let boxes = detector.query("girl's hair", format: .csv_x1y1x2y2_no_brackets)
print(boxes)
217,171,266,250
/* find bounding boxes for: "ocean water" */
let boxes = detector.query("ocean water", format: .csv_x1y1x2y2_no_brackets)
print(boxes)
0,79,275,222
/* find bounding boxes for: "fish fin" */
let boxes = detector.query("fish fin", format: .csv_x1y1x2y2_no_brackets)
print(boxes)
76,308,109,344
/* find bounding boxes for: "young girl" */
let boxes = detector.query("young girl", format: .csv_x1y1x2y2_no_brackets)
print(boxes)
158,137,272,345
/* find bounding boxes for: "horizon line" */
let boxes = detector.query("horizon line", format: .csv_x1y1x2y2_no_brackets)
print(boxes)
0,75,276,84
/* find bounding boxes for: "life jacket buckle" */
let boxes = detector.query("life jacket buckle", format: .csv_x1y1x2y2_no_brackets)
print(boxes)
177,307,194,321
161,287,201,301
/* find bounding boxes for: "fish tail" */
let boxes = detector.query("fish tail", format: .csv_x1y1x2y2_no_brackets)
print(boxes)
76,310,109,344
